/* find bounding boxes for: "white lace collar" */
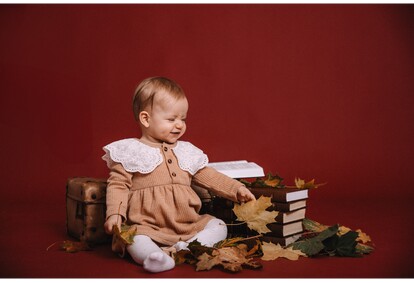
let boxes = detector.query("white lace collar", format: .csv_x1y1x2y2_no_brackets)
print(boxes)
102,138,208,175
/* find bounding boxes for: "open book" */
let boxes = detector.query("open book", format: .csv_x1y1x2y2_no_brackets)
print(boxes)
207,160,265,179
192,160,264,203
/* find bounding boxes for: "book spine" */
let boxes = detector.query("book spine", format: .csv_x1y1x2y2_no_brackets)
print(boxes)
266,221,304,237
261,234,302,247
249,187,308,203
249,187,287,202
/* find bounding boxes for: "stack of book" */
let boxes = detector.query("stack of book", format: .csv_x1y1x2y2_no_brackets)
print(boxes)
250,187,308,246
210,187,308,246
192,160,308,246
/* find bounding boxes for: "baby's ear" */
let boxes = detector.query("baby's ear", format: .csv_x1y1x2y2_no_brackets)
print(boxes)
139,111,150,128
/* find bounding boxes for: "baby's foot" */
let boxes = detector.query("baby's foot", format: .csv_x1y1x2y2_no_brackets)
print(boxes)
173,241,189,251
143,251,175,273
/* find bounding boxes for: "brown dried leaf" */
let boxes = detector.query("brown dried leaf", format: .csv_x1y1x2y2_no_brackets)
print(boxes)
60,240,92,253
263,175,282,187
196,244,261,272
196,252,221,271
113,224,137,245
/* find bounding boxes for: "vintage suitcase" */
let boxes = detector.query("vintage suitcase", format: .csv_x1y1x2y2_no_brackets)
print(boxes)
66,177,111,244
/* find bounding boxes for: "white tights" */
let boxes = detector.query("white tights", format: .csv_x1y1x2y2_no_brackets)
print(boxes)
126,218,227,273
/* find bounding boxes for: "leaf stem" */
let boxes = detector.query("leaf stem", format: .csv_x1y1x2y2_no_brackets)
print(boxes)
117,201,122,226
46,241,60,251
223,221,247,226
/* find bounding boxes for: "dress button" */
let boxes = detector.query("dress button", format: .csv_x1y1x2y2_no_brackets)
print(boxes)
172,172,176,177
168,159,172,164
164,147,168,152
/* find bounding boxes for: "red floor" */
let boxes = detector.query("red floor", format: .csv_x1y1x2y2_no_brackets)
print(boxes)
1,190,413,278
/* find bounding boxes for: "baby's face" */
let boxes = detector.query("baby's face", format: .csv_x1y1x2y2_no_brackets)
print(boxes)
145,92,188,144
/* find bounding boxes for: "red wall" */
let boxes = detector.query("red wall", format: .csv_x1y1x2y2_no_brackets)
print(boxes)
1,4,413,204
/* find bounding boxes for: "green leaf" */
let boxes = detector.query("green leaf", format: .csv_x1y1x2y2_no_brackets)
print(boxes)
188,240,215,258
291,225,339,256
323,230,359,257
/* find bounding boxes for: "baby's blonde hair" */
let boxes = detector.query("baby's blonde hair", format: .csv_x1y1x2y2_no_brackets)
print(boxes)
132,77,186,121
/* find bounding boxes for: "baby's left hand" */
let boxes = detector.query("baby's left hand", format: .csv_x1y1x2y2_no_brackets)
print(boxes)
236,186,256,203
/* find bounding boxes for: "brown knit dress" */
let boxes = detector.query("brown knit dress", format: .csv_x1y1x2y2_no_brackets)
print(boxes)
103,138,242,248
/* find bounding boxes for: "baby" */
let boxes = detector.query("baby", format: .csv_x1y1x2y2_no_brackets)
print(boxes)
102,77,255,273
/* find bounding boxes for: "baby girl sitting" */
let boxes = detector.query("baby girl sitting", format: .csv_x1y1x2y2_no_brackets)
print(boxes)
103,77,255,273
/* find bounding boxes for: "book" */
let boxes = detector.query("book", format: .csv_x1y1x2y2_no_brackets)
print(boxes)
274,208,306,224
266,220,304,237
250,187,308,203
270,199,307,212
207,160,265,179
261,233,302,247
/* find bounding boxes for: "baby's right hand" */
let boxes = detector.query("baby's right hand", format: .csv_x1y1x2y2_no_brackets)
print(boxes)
104,214,121,235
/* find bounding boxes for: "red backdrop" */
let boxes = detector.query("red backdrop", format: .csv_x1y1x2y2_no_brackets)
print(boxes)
1,4,414,277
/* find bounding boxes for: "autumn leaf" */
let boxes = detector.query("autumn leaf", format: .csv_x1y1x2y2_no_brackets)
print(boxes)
196,252,221,271
295,178,306,189
303,218,329,233
323,230,359,257
292,224,339,256
233,196,279,234
356,229,372,244
337,225,352,235
293,178,326,189
263,173,283,188
196,245,262,272
240,173,284,188
214,237,248,248
60,240,92,253
261,242,306,261
356,243,375,255
174,249,194,265
113,224,137,245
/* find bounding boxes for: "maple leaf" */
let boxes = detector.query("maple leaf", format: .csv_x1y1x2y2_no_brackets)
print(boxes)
174,249,195,265
293,178,326,189
241,173,284,188
338,225,352,235
323,230,359,257
261,242,306,261
292,224,339,256
263,173,283,187
196,245,262,272
196,252,221,271
232,196,279,234
355,229,372,243
113,224,137,245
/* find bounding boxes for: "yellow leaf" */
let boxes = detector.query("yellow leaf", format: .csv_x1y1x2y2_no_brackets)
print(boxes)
295,178,306,189
233,196,279,234
356,229,372,243
338,225,352,236
294,178,326,189
261,242,306,261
